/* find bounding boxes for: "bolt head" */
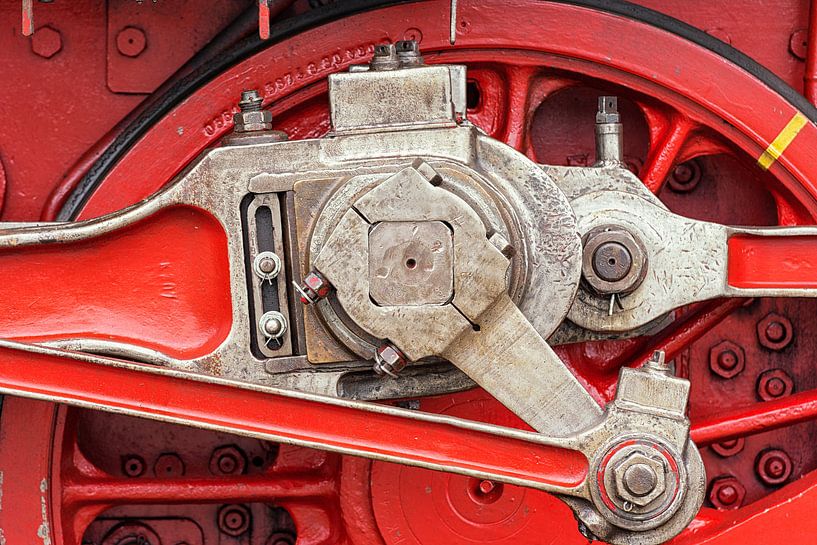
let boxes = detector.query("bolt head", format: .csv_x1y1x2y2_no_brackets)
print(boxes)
253,251,281,280
711,437,745,458
116,26,147,57
374,43,397,57
790,29,809,60
757,368,794,401
396,39,421,55
209,445,247,476
395,39,423,65
757,312,793,351
259,258,275,273
31,25,62,59
239,89,263,108
370,43,401,70
259,312,287,340
611,451,667,507
756,449,793,486
623,463,658,496
709,476,745,509
596,96,620,123
218,504,251,537
374,343,407,376
304,271,331,297
708,340,745,378
668,159,702,193
153,453,185,477
121,455,146,477
581,226,647,295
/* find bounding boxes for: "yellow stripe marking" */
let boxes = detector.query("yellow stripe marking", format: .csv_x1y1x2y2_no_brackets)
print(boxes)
758,112,808,170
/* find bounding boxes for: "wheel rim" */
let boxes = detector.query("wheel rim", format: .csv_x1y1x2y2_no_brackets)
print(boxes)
7,1,817,544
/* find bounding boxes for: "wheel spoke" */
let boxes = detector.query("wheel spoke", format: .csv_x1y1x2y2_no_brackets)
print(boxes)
692,386,817,446
640,111,696,193
498,65,538,151
621,298,746,370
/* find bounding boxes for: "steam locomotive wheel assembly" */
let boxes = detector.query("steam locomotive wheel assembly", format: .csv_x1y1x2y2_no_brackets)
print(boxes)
4,1,817,545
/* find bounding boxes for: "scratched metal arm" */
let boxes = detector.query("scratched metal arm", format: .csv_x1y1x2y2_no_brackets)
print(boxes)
3,40,817,545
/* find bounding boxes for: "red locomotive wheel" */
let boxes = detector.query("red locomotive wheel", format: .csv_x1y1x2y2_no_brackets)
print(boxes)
3,1,817,545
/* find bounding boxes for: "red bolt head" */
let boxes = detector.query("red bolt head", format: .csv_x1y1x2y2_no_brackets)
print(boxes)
31,25,62,59
478,479,496,494
756,449,793,486
708,476,745,509
711,437,745,458
757,313,793,351
757,368,794,401
467,477,504,505
209,445,247,476
121,454,146,477
153,453,185,477
709,340,745,379
669,159,701,193
218,504,251,537
790,29,809,61
116,26,147,58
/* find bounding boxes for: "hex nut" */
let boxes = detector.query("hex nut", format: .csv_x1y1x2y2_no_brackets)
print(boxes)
755,448,793,486
299,270,331,302
711,438,745,458
708,340,745,379
581,225,648,295
757,368,794,401
757,312,793,351
153,453,185,477
218,504,251,537
259,311,288,342
373,343,407,377
611,451,667,507
121,454,146,477
116,26,147,57
708,475,745,509
31,26,62,59
668,159,702,193
209,445,247,476
234,110,273,132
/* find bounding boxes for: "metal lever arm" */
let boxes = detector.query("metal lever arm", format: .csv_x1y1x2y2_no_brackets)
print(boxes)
0,338,581,494
444,294,602,435
0,338,700,545
554,165,817,334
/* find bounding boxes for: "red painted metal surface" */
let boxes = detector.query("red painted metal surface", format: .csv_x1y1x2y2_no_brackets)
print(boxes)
0,340,589,491
106,0,252,94
729,234,817,289
4,1,817,544
805,0,817,105
0,206,232,358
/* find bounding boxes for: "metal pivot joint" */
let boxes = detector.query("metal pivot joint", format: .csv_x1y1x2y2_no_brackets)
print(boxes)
259,311,288,345
252,251,282,283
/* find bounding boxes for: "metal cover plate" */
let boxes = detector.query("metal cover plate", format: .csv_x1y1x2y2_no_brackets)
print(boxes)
368,220,454,306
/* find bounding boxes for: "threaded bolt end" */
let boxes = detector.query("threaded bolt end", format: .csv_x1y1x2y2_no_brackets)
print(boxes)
239,90,263,112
